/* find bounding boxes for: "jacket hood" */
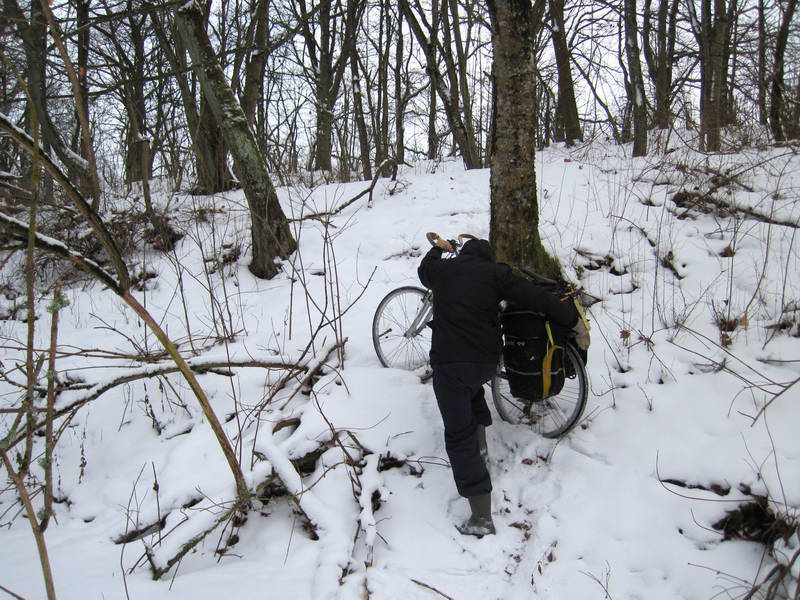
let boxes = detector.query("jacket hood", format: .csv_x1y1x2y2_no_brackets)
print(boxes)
461,238,495,261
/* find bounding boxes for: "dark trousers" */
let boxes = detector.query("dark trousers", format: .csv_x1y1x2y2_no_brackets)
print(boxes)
432,362,496,497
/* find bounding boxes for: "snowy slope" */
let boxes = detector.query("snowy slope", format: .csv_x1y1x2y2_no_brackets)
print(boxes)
1,144,798,600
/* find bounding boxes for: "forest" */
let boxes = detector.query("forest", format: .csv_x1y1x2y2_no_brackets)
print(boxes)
0,0,799,598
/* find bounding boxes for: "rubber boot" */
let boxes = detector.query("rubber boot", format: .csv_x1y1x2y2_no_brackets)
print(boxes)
456,494,496,537
477,425,488,463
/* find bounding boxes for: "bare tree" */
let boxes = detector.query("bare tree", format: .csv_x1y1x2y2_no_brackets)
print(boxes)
294,0,361,172
4,0,101,202
175,0,297,279
400,0,482,168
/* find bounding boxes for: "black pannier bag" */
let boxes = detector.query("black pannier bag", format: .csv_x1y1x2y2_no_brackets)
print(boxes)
500,310,571,401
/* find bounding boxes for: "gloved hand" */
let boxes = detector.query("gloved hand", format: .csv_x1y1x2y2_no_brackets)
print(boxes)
573,317,590,351
426,232,454,253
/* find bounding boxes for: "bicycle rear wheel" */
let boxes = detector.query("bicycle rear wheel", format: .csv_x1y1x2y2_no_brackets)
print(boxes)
491,343,588,438
372,286,432,370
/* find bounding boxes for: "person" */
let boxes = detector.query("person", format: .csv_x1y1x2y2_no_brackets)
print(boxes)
417,233,588,536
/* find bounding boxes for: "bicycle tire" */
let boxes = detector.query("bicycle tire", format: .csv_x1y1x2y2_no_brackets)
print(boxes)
372,286,432,371
491,343,588,438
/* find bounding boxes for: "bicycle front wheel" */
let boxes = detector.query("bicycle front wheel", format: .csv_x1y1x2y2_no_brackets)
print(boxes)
372,286,432,371
491,343,588,438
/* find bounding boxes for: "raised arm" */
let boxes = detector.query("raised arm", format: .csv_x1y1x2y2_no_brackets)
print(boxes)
418,245,444,289
497,265,578,328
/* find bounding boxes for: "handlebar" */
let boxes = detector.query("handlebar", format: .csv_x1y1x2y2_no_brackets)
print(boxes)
426,232,479,253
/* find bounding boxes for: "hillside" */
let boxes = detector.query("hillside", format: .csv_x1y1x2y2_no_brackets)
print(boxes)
1,142,799,600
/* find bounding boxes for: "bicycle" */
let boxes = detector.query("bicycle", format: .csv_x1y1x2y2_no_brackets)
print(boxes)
372,234,589,438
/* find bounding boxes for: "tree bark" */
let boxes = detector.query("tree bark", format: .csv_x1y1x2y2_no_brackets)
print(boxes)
642,0,680,129
769,0,797,142
394,6,406,166
427,0,439,159
757,0,768,126
240,0,270,127
148,8,223,192
487,0,560,277
688,0,731,151
350,40,372,180
175,0,296,279
548,0,582,145
624,0,648,156
123,10,151,185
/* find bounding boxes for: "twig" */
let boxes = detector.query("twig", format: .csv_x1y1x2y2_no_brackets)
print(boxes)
0,584,26,600
409,578,455,599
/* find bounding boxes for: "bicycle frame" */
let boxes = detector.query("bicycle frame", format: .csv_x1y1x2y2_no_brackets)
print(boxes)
404,291,433,338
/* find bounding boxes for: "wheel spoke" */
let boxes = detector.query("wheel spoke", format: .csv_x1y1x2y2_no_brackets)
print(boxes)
491,345,587,438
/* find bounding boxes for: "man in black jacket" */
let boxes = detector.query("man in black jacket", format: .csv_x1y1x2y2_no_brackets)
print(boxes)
418,234,583,536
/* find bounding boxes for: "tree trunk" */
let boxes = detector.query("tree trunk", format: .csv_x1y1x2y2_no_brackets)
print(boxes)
548,0,582,145
487,0,560,277
148,8,222,191
427,0,439,159
624,0,648,156
642,0,679,129
690,0,731,151
73,0,96,199
315,0,334,171
124,14,151,184
394,6,406,165
757,0,768,126
374,0,391,167
176,1,297,279
769,0,797,142
197,93,234,193
350,42,372,180
240,0,270,127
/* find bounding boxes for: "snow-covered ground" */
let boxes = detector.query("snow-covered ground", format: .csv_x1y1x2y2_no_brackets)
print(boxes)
1,142,799,600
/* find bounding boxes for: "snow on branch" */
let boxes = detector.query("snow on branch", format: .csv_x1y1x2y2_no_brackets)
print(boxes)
0,209,121,292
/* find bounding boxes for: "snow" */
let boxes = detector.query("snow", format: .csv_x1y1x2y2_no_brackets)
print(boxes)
1,142,799,599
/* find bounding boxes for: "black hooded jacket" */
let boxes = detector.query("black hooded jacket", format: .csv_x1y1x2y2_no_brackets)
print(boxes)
418,239,578,365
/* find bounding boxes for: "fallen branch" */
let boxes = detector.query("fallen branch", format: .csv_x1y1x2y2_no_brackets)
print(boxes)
6,357,307,449
296,160,394,222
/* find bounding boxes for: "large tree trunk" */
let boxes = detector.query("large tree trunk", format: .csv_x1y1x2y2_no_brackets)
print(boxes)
176,1,296,279
624,0,648,156
548,0,582,146
487,0,560,278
